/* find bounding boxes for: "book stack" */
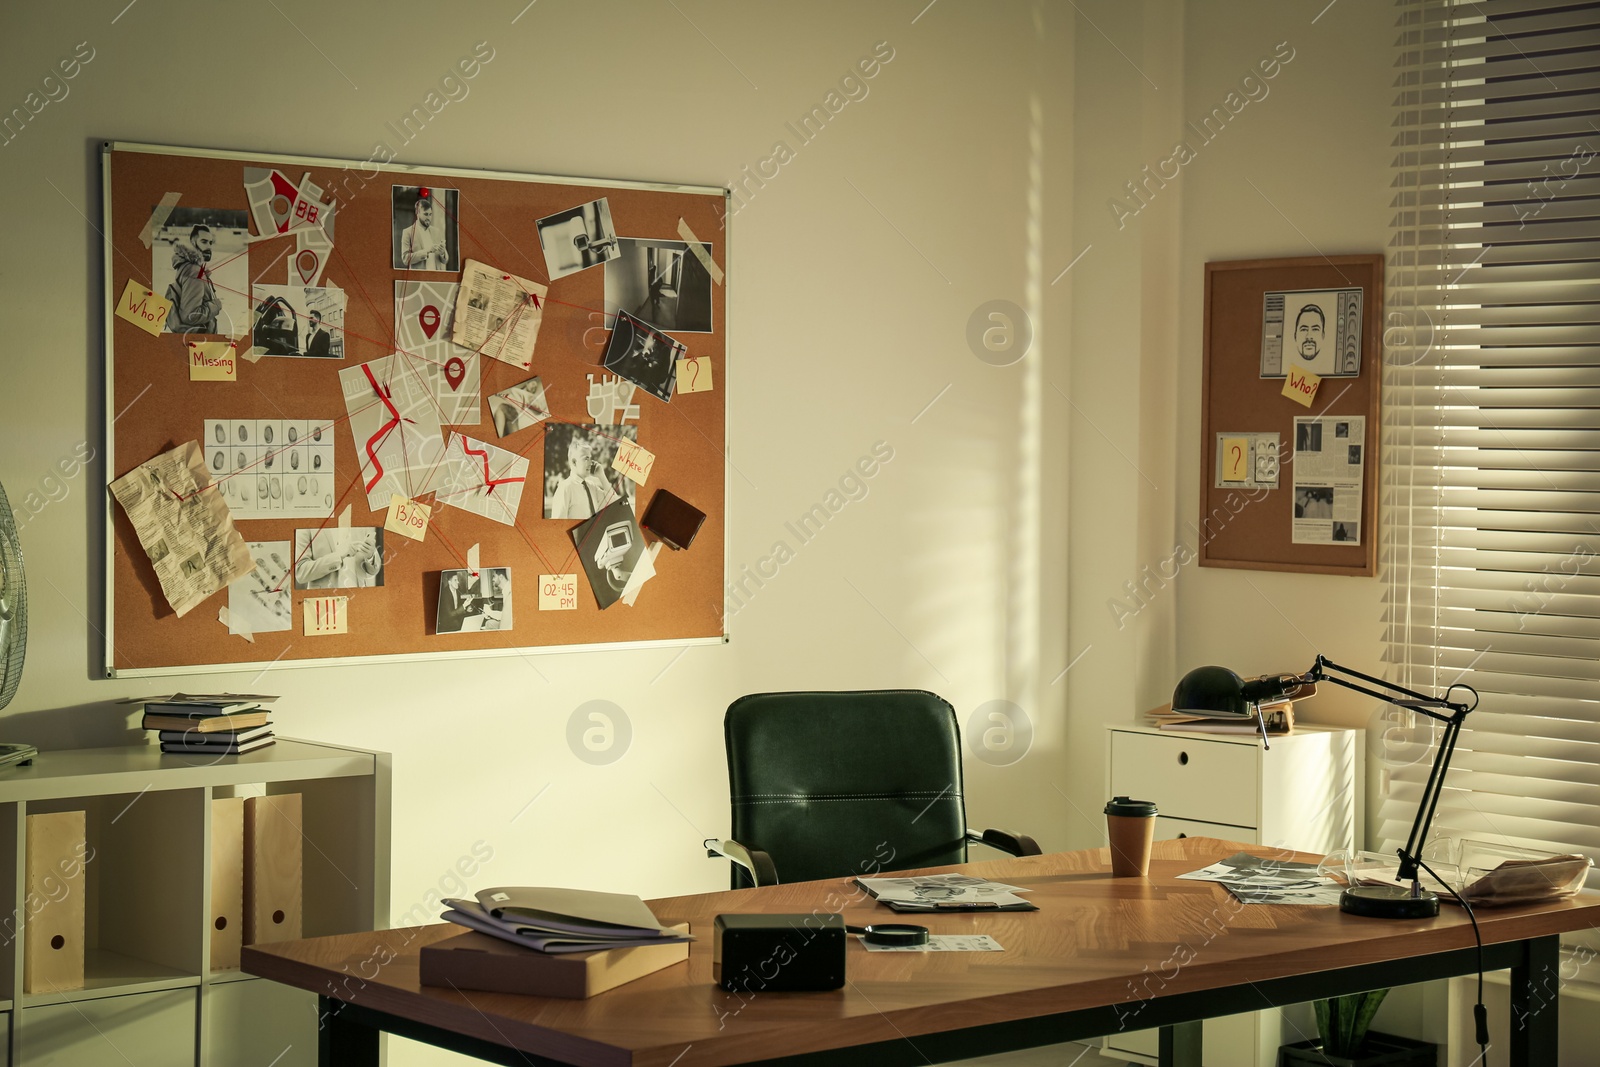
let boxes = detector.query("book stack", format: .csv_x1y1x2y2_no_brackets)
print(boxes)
1146,679,1309,735
125,693,278,755
422,887,693,998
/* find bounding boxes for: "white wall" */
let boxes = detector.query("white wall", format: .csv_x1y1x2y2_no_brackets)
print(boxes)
1,3,1077,1061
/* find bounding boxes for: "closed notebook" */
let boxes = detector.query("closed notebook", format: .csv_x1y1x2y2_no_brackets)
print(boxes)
161,734,275,755
144,711,271,732
159,724,274,745
475,887,682,939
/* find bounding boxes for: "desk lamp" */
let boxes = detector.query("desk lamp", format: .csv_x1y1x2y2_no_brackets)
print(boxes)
1173,655,1477,918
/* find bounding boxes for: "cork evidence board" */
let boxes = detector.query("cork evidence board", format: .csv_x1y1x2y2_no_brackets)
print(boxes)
102,142,728,676
1199,255,1382,576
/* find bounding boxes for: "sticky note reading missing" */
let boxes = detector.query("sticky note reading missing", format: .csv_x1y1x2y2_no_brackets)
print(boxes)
303,596,349,635
611,439,656,486
1219,436,1250,483
385,495,432,543
115,280,172,337
1283,363,1322,408
676,357,713,394
540,573,579,611
189,341,238,382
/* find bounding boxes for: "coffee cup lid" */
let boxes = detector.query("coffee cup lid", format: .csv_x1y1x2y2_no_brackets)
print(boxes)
1104,796,1157,817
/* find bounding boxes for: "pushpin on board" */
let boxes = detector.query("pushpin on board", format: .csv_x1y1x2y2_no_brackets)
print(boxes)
444,356,466,391
675,357,713,394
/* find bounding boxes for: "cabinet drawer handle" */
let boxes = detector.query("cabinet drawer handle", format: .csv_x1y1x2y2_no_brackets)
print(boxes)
1178,751,1189,766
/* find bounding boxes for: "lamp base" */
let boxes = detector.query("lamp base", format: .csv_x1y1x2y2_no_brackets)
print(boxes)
1340,884,1440,919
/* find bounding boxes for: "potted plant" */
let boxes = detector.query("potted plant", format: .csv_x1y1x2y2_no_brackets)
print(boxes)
1277,990,1438,1066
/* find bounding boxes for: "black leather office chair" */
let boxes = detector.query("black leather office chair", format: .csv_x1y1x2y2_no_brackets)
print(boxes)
704,690,1042,888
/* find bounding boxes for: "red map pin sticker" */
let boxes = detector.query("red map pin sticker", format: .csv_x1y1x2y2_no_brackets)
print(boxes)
419,304,440,339
444,357,466,391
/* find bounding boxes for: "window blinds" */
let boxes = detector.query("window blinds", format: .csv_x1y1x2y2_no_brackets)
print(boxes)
1387,0,1600,884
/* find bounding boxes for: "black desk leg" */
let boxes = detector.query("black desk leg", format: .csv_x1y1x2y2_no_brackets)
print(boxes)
1509,935,1560,1067
1158,1021,1202,1067
319,996,380,1067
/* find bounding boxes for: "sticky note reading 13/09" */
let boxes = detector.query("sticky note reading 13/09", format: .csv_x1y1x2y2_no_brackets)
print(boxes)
540,574,578,611
114,280,171,337
385,495,431,542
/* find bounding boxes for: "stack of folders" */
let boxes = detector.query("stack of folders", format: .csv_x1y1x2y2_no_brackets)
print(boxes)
442,887,694,954
124,693,278,755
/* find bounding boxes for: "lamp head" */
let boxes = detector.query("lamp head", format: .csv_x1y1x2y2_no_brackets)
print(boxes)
1172,665,1254,718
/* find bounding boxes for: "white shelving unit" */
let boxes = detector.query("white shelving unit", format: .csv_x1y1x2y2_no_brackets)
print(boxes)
1102,723,1362,1067
0,738,390,1066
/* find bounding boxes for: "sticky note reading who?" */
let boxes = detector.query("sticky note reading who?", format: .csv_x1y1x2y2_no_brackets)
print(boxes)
1283,363,1322,408
611,440,656,486
115,280,171,337
540,574,578,611
385,494,432,543
189,341,238,382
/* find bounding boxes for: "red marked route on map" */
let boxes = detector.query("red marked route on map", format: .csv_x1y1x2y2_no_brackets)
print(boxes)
339,354,454,511
435,432,528,527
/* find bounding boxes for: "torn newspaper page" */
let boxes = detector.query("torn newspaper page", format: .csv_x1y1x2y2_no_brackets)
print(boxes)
1178,851,1345,906
109,441,254,617
1291,415,1365,546
450,259,547,371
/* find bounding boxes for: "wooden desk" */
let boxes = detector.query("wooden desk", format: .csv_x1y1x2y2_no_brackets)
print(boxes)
242,838,1600,1067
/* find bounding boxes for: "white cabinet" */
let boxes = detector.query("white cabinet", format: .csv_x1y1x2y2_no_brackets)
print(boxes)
1102,723,1361,1067
0,738,389,1066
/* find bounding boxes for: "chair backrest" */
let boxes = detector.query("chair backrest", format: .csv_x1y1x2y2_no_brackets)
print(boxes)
724,690,969,888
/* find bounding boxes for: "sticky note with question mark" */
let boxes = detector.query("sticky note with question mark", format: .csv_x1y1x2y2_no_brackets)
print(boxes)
1220,437,1250,483
676,357,713,394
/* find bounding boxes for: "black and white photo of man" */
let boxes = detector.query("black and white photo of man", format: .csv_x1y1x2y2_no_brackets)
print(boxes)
293,527,385,589
1293,305,1325,366
436,567,513,633
304,310,332,358
1294,488,1333,520
392,186,460,271
153,207,249,336
602,310,683,403
543,422,636,519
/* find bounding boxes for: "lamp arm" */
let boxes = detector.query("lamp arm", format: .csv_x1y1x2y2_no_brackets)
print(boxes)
1305,655,1475,721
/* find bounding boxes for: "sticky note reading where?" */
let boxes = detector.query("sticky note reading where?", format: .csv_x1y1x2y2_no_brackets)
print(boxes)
115,280,171,337
540,574,578,611
189,341,238,382
676,357,713,394
611,440,656,486
1283,363,1322,408
385,495,431,543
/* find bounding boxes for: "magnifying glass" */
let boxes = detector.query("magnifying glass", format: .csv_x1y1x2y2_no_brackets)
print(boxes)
846,923,929,947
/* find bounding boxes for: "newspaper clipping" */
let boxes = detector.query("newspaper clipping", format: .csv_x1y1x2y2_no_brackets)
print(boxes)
1291,415,1365,546
449,259,547,371
109,441,254,617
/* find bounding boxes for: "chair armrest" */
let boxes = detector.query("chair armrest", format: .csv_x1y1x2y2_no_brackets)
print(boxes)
967,828,1043,857
703,838,779,886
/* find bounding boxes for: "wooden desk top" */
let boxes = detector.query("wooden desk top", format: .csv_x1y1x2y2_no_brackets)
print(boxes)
243,838,1600,1067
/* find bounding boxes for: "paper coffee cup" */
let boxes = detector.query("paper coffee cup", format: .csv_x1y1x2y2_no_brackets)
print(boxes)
1105,796,1158,877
